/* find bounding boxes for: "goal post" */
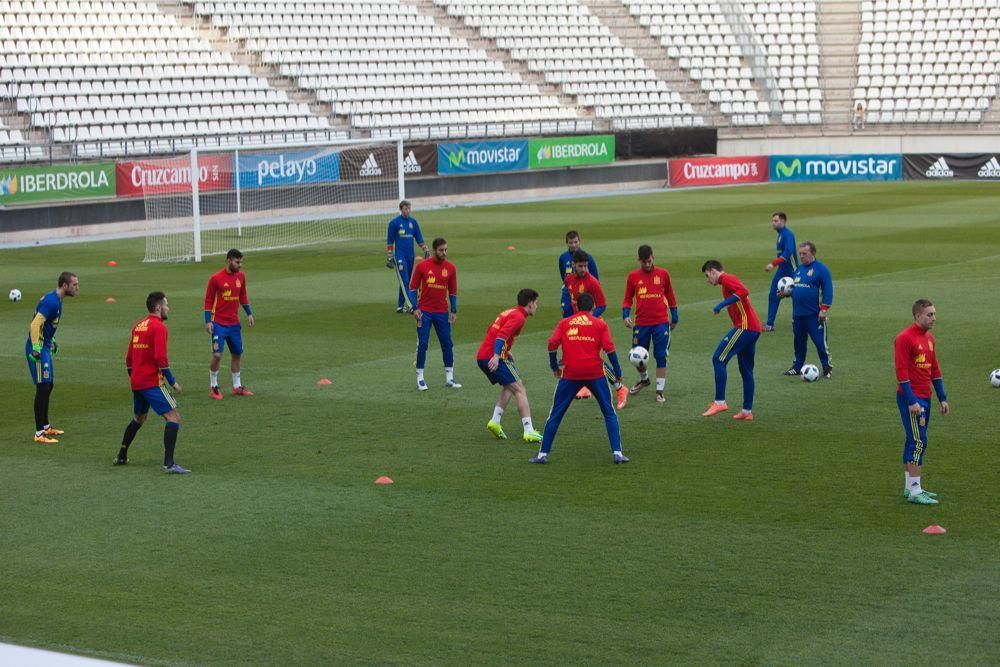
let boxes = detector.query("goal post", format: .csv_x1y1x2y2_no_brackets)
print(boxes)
141,137,405,262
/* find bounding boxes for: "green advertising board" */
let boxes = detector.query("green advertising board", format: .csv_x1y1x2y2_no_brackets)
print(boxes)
529,135,615,169
0,163,116,205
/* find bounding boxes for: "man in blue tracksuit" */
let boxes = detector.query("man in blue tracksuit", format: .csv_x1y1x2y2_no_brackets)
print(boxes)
762,211,797,331
557,230,599,317
780,241,834,378
386,200,429,313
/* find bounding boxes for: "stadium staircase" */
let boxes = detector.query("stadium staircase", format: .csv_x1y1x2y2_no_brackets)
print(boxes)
817,0,863,133
159,0,353,135
575,0,719,124
403,0,590,121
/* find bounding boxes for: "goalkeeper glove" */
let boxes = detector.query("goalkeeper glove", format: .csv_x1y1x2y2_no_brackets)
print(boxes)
385,252,396,269
423,248,431,259
29,343,42,361
50,340,58,356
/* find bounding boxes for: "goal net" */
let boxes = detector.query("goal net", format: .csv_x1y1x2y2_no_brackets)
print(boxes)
141,139,403,262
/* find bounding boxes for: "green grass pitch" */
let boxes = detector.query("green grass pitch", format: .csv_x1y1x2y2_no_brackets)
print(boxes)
1,181,998,664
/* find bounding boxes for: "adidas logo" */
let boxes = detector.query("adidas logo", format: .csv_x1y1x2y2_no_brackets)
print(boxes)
925,157,953,178
978,156,1000,178
359,153,382,177
403,150,421,174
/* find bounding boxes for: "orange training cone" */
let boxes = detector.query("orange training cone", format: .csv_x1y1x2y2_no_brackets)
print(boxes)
374,476,394,485
107,260,117,267
922,524,946,534
316,378,332,385
507,245,516,251
104,297,116,303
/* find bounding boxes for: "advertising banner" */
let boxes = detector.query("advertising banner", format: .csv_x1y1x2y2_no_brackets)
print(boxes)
235,149,340,190
402,143,438,177
529,135,614,169
438,140,528,175
1,163,115,205
117,155,232,197
668,155,769,188
769,154,902,182
903,153,1000,180
340,147,393,181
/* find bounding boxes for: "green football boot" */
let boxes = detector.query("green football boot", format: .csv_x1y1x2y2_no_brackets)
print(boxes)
903,488,938,499
522,430,542,444
907,491,940,505
486,421,507,440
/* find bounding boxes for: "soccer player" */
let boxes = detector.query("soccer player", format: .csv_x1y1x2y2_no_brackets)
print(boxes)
894,299,949,505
701,260,761,420
204,248,255,399
477,288,542,443
409,237,460,391
763,211,797,331
386,199,429,313
116,291,189,473
779,241,833,379
622,245,678,404
558,230,598,317
25,271,79,444
564,250,629,408
531,293,628,465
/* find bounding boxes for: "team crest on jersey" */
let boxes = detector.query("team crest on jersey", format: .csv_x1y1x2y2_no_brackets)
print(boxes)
442,269,448,277
807,269,814,277
578,284,585,293
928,341,934,351
236,280,241,288
654,276,661,285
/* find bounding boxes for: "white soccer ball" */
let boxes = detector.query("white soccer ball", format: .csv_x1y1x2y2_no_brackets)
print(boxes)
8,289,21,302
990,369,1000,388
777,276,794,296
628,346,649,367
800,364,820,382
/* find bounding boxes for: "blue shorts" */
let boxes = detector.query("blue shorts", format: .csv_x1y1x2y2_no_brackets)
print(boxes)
632,323,670,367
478,357,520,386
133,386,179,416
211,322,244,355
26,347,54,384
897,393,931,466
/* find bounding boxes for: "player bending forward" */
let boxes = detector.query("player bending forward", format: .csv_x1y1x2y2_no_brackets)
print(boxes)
531,293,629,465
477,289,543,444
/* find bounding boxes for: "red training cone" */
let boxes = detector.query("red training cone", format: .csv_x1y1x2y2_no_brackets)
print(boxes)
316,378,332,385
104,297,116,303
107,260,117,267
506,245,516,251
374,476,394,485
922,524,947,534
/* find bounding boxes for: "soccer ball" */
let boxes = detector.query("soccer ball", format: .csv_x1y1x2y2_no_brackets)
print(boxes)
800,364,820,382
628,346,649,367
8,289,21,302
990,369,1000,388
777,276,794,296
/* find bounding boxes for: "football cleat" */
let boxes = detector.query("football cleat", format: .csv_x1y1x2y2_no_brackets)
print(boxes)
232,386,254,396
33,434,59,444
163,463,191,474
616,385,629,410
113,456,129,466
445,380,462,389
783,367,800,376
907,491,938,505
613,452,630,464
486,420,507,440
522,430,542,444
903,488,937,499
528,454,548,464
655,391,666,403
702,402,729,417
733,411,754,421
822,365,833,379
395,307,405,314
209,386,223,400
43,426,65,436
417,379,428,391
629,378,651,395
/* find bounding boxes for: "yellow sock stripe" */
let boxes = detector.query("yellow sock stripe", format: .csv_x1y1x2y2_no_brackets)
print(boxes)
718,328,743,362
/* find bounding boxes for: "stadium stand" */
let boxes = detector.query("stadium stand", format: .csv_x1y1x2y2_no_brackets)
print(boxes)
196,0,587,138
854,0,1000,124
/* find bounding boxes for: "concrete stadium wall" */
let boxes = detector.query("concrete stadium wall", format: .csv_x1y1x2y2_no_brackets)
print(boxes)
718,134,1000,157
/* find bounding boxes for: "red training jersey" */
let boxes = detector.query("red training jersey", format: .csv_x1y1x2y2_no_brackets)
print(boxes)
125,314,170,391
718,273,761,332
476,306,528,360
563,272,606,313
410,258,457,313
204,269,249,326
548,311,615,380
622,267,677,326
894,323,942,400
